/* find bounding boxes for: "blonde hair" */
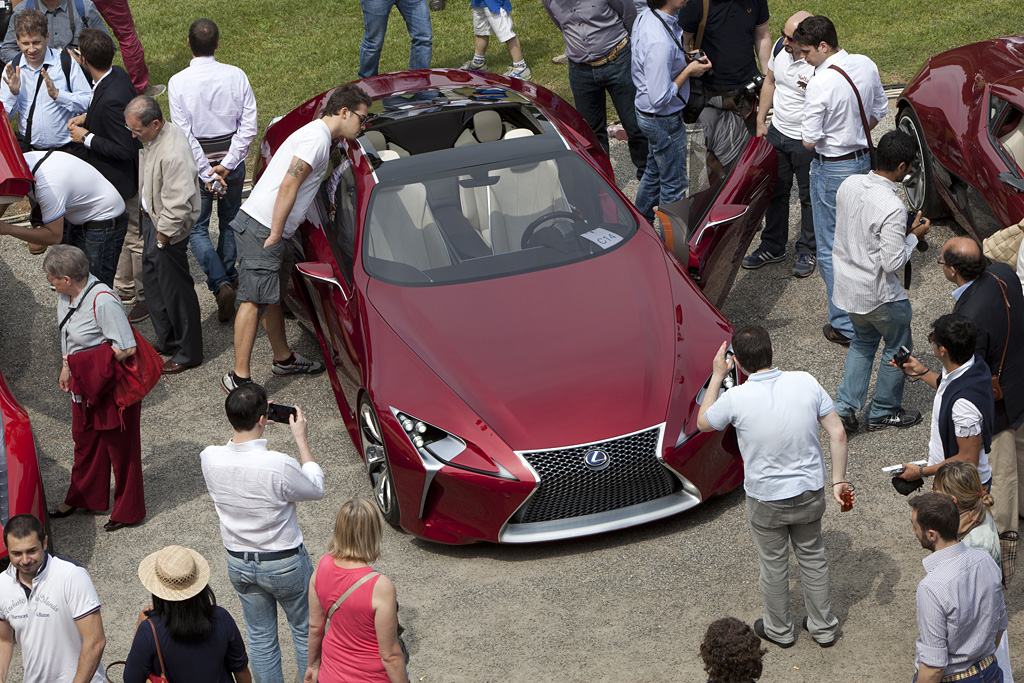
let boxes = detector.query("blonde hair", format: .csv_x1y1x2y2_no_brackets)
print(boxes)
327,498,382,563
933,461,994,512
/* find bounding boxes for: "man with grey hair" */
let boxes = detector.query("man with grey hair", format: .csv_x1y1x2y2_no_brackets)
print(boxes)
124,95,203,374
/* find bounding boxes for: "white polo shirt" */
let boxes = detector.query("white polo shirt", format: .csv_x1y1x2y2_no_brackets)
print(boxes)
24,151,125,225
767,46,815,140
240,118,333,239
0,554,104,683
705,368,833,501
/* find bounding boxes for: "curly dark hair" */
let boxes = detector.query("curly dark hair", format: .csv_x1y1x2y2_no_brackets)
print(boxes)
700,617,766,683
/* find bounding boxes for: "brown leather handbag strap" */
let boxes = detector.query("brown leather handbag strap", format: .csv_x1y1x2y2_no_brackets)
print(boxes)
988,272,1011,378
828,64,875,164
148,619,168,680
694,0,709,51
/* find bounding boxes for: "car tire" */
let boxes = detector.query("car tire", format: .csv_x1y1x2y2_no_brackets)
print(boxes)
358,396,402,529
896,105,945,218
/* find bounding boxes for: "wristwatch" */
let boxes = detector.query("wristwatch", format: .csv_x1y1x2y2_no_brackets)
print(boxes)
156,240,166,250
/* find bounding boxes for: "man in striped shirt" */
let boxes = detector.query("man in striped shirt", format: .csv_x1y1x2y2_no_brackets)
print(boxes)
909,492,1006,683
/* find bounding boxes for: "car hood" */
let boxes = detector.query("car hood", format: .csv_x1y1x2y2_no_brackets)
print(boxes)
366,233,677,451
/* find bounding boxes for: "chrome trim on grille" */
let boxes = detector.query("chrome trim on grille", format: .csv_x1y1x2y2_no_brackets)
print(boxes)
500,423,700,540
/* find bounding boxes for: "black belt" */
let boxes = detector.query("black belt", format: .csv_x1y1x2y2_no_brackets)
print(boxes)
82,211,127,231
814,148,869,163
227,545,302,562
637,110,679,119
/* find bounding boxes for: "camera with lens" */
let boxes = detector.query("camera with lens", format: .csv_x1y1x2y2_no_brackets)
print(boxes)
742,73,765,98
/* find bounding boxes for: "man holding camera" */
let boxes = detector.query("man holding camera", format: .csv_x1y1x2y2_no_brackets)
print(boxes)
697,325,850,649
832,130,929,434
201,382,325,683
939,236,1024,533
896,315,995,489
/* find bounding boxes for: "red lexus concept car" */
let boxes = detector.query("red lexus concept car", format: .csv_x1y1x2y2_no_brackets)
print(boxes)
261,70,777,543
897,35,1024,239
0,369,49,563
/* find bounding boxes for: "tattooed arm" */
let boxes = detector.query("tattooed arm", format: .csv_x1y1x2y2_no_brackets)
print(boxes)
266,156,313,248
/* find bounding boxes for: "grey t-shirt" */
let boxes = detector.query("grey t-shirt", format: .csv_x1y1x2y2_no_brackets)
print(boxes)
58,275,135,357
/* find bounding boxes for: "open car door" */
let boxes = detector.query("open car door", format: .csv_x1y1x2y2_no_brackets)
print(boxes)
655,137,777,309
0,106,32,203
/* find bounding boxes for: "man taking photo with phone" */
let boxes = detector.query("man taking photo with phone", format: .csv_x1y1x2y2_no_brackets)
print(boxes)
201,383,325,683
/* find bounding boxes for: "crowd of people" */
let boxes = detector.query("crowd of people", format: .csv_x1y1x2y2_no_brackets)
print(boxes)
0,1,1020,682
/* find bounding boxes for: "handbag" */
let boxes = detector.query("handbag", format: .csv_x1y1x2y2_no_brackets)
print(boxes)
652,0,708,124
104,619,171,683
92,291,162,408
982,220,1024,266
1000,530,1019,588
827,64,876,169
987,272,1011,401
325,570,410,664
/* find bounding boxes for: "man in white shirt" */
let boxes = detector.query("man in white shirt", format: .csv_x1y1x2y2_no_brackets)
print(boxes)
793,15,887,347
0,514,106,683
896,315,995,488
697,325,850,649
201,382,325,683
169,18,257,324
746,10,816,277
832,130,930,434
0,150,126,285
222,83,370,393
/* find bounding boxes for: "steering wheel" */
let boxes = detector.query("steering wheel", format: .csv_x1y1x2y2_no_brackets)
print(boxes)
520,211,585,250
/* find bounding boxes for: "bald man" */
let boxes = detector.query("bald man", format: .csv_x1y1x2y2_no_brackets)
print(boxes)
744,11,817,278
941,236,1024,533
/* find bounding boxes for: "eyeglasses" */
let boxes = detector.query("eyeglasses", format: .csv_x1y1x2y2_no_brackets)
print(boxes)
928,331,936,344
352,111,369,128
124,122,148,135
936,258,947,266
781,31,794,41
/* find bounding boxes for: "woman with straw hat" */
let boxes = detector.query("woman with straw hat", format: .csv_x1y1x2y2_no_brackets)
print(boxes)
306,498,408,683
123,545,253,682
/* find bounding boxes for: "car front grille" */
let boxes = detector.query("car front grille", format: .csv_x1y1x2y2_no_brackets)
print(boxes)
514,426,675,524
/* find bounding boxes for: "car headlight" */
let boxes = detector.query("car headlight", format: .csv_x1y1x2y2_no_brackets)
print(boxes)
393,410,517,481
676,345,739,449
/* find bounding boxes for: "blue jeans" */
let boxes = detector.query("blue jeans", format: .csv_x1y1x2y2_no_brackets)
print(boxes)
835,299,913,421
64,212,129,287
568,43,647,179
760,125,815,255
810,153,871,336
226,546,314,683
634,110,688,223
190,163,243,292
359,0,432,79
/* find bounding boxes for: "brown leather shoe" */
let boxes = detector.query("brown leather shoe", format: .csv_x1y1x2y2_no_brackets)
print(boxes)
215,283,236,322
28,242,47,255
128,302,149,323
162,359,188,374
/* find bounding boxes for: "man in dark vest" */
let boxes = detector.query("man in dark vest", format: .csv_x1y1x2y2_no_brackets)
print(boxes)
895,315,996,490
940,236,1024,533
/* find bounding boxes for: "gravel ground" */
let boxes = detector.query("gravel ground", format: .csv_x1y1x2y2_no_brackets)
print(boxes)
0,98,1020,682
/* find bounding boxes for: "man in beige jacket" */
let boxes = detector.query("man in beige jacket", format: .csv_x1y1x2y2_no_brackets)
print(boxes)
125,95,203,374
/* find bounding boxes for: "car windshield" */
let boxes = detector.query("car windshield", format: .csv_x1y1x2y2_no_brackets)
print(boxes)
362,152,638,286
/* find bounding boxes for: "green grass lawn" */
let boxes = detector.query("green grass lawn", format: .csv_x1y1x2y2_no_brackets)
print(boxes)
131,0,1023,142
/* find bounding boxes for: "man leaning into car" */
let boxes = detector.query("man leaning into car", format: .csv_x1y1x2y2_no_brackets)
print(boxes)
697,325,851,649
222,83,371,394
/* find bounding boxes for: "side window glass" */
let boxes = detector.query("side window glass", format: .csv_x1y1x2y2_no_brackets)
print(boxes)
324,160,357,284
990,95,1024,175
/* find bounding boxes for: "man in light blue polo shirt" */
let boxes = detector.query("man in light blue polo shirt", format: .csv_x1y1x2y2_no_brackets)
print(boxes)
697,324,851,649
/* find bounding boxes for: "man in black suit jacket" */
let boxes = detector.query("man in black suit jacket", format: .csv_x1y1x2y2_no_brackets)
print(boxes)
67,27,147,321
942,236,1024,533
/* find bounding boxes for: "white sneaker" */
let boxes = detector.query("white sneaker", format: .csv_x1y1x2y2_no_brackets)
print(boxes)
272,352,325,376
503,64,532,80
460,59,487,71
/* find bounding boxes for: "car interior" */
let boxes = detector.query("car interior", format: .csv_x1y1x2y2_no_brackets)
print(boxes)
340,103,637,285
996,104,1024,173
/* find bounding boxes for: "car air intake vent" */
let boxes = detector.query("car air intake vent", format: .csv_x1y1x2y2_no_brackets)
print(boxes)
515,426,675,524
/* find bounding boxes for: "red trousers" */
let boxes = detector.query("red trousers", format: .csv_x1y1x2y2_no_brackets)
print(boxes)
93,0,150,94
65,400,146,524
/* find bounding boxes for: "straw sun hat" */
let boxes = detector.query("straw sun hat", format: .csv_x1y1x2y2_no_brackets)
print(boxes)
138,545,211,601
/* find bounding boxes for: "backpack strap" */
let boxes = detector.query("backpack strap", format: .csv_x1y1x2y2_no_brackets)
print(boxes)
325,571,379,632
772,36,785,59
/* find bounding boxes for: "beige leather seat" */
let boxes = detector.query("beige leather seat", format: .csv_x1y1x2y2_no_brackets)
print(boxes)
365,183,452,271
454,110,505,147
361,130,410,157
1001,121,1024,172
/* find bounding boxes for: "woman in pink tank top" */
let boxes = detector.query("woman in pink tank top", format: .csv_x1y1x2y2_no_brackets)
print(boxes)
305,498,408,683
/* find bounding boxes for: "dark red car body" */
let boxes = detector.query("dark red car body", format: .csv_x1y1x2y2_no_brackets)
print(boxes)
0,369,49,562
260,70,776,543
896,35,1024,239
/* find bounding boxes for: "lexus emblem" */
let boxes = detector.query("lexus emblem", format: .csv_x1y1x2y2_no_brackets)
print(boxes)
584,449,610,471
